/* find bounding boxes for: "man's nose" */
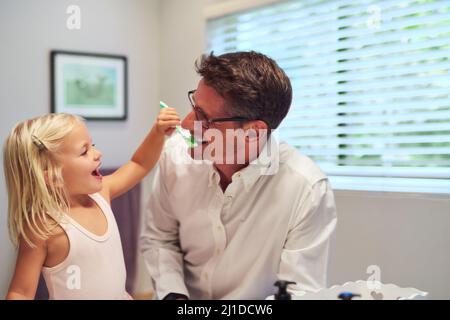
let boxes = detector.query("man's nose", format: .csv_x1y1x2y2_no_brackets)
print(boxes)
181,110,196,132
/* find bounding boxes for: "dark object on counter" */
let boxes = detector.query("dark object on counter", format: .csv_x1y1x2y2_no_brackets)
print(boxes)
338,292,362,300
163,292,189,300
274,280,296,300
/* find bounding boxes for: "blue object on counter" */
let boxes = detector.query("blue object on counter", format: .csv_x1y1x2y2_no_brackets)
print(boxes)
338,292,362,300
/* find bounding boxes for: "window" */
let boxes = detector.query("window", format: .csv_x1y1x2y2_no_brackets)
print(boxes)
206,0,450,194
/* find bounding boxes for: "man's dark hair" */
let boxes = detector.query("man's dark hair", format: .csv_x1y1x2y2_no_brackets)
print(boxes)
195,51,292,129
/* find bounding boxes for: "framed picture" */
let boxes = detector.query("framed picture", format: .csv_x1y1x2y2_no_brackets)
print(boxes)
51,50,127,120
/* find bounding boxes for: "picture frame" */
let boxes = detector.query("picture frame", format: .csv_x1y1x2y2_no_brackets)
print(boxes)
51,50,127,120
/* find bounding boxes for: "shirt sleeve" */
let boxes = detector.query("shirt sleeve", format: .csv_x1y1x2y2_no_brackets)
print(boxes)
277,178,337,296
139,151,189,299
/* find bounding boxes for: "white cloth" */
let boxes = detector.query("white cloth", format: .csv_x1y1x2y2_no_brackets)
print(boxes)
140,135,337,300
42,193,130,300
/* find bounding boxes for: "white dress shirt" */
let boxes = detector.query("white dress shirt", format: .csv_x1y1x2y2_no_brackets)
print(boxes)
140,134,337,300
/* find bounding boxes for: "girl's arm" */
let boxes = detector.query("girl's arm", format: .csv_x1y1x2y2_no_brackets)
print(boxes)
102,107,180,201
6,236,46,300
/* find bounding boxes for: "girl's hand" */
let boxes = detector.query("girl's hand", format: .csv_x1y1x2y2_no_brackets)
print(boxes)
103,106,181,201
156,107,181,136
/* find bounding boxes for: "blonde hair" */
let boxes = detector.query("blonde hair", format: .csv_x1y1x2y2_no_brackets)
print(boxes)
3,113,83,247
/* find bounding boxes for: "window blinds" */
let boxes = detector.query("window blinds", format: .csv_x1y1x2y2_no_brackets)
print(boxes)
206,0,450,181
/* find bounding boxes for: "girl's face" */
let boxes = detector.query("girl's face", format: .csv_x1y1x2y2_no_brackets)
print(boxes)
58,121,103,198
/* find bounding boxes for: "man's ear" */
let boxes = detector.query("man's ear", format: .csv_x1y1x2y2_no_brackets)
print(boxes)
244,120,268,142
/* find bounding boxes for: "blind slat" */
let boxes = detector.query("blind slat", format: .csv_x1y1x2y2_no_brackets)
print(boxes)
288,99,450,118
279,135,450,145
297,147,450,156
282,50,450,75
290,87,450,104
288,61,450,84
279,122,450,136
281,110,450,127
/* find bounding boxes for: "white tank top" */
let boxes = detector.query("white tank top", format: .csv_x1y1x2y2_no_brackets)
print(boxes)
42,193,131,300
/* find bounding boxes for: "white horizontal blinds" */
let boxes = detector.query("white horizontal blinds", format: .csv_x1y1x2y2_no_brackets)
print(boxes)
206,0,450,179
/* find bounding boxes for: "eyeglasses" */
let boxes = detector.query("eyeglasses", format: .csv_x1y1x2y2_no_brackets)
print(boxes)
188,90,250,129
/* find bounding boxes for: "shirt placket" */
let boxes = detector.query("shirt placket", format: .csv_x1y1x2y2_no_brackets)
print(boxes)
200,173,235,299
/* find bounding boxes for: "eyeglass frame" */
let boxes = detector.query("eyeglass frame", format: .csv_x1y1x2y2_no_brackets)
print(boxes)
188,90,252,129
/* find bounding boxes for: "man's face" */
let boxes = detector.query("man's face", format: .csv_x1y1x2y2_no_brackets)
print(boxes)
181,79,248,164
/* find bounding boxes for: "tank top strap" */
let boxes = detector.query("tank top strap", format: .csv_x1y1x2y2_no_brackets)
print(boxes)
89,193,114,219
61,193,112,242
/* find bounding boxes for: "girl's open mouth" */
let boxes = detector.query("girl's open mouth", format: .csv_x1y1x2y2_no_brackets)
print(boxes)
91,168,102,178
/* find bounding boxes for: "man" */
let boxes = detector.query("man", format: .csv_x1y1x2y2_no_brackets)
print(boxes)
140,51,337,300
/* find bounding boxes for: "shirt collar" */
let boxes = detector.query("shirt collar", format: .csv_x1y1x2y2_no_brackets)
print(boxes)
208,166,219,188
206,135,280,191
235,135,280,192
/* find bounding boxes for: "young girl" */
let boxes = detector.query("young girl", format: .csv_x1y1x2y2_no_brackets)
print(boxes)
4,108,180,299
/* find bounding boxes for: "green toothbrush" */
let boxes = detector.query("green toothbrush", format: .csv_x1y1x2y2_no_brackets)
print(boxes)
159,101,198,148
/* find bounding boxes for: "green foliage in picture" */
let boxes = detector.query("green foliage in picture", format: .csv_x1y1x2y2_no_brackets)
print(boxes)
63,64,116,108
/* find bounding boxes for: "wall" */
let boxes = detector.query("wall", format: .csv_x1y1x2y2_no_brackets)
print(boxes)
0,0,160,297
330,191,450,299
